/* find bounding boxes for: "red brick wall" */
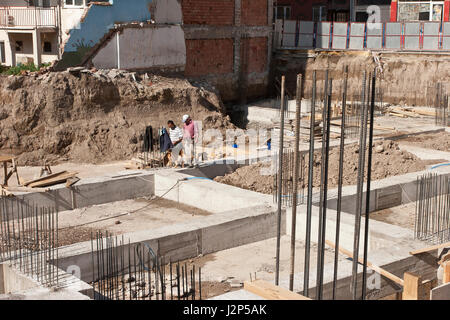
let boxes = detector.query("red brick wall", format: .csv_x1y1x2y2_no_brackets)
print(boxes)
241,37,267,73
241,0,268,26
182,0,235,25
185,39,234,76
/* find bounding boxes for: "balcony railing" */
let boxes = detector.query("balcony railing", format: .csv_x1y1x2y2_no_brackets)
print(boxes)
0,7,57,28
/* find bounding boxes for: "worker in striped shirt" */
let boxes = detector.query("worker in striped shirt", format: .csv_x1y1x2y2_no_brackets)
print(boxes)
167,120,184,167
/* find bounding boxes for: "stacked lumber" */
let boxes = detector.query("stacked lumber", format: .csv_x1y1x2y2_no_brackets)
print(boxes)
388,106,435,118
21,171,79,188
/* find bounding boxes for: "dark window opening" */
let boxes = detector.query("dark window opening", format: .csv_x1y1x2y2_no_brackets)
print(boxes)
0,42,5,64
355,12,369,22
15,41,23,52
43,41,52,53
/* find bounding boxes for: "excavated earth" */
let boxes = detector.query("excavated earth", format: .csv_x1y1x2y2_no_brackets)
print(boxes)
214,140,443,194
398,131,450,152
0,70,234,165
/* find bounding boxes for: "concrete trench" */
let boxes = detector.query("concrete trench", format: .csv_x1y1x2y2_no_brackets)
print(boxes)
1,127,448,299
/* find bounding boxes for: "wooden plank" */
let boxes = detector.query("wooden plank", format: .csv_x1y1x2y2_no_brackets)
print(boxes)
402,273,436,300
409,242,450,255
243,280,311,300
438,252,450,265
5,186,49,193
325,240,404,286
444,261,450,284
65,177,80,188
22,170,68,186
28,172,78,188
403,272,421,300
419,279,435,300
0,156,14,162
409,109,436,116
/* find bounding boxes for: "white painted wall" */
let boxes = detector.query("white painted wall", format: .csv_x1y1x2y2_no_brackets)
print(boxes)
0,30,12,65
60,7,86,43
40,31,59,64
9,32,34,65
92,25,186,70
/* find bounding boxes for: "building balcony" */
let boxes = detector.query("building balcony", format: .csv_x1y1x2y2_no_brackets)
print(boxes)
0,7,57,29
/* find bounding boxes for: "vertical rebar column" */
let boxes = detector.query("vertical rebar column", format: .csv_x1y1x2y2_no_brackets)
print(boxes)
275,75,286,286
303,71,316,297
316,76,332,300
361,71,377,299
351,71,369,300
289,74,302,291
332,66,348,300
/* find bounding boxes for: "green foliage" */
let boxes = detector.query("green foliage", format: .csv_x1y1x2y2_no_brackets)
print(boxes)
1,62,51,75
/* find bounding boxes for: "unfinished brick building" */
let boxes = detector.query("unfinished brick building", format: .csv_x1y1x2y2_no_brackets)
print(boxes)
182,0,273,101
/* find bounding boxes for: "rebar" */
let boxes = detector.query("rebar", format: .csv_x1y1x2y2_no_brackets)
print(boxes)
289,74,302,291
0,198,60,288
90,232,202,300
275,75,286,286
415,173,450,243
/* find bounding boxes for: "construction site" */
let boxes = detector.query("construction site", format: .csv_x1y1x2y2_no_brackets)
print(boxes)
0,0,449,304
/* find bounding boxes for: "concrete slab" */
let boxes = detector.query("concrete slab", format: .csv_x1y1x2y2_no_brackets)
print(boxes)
3,171,155,219
154,170,273,213
56,205,285,284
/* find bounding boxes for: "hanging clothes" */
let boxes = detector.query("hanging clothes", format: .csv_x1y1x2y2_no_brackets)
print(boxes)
159,127,173,153
143,126,154,152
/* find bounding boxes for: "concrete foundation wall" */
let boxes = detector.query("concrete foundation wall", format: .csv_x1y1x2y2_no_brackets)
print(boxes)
57,205,285,283
3,172,155,219
0,264,38,295
322,170,450,215
154,170,272,213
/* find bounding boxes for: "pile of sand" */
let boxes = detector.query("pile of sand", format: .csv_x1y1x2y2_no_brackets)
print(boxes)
214,140,441,194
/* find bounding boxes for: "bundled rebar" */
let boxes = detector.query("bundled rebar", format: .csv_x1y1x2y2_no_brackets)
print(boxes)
91,232,202,300
0,197,60,288
273,149,306,207
415,173,450,244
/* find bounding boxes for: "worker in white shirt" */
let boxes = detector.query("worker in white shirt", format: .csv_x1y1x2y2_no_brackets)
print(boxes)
167,120,184,167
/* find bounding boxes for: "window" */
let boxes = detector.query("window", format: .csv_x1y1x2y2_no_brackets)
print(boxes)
313,6,327,21
0,42,5,64
398,1,444,21
274,6,291,20
15,41,23,52
65,0,85,7
43,41,52,53
31,0,51,7
65,0,110,7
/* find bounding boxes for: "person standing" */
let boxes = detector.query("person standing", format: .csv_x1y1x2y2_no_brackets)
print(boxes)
167,120,183,167
182,114,198,167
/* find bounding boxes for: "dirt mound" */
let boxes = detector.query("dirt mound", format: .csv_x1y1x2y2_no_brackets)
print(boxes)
214,140,441,194
214,162,274,194
399,131,450,152
0,69,234,165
